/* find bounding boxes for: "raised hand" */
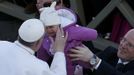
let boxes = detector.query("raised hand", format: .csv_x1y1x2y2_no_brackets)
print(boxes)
69,44,94,62
51,27,68,52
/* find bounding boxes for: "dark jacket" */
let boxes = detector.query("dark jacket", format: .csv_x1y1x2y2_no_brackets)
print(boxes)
88,46,134,75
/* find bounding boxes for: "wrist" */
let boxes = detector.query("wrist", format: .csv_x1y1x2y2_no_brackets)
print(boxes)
89,54,100,68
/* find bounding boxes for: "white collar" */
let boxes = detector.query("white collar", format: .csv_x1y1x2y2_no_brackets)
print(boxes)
118,59,129,65
14,41,35,55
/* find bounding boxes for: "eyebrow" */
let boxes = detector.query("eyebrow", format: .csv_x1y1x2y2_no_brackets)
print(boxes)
124,37,134,47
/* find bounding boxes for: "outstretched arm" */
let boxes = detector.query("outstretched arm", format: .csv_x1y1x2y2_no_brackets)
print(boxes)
50,26,68,75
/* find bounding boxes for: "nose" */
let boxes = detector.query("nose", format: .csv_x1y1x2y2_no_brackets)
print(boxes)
120,41,128,48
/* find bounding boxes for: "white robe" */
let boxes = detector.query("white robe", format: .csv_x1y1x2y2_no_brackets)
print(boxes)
0,41,66,75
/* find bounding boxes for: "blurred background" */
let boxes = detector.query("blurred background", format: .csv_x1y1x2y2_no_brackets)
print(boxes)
0,0,134,51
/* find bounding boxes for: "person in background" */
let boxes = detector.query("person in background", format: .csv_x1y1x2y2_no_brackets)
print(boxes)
37,2,98,75
36,0,65,18
36,0,82,25
36,0,70,10
0,18,68,75
69,29,134,75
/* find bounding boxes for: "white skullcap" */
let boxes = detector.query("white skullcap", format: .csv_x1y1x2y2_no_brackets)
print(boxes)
19,19,45,42
40,1,60,26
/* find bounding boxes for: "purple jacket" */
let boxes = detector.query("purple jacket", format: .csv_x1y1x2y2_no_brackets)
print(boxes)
37,8,98,75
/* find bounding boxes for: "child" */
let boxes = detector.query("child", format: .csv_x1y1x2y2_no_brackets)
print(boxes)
37,2,98,75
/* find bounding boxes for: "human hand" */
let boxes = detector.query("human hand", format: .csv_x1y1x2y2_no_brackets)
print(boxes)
50,27,68,52
69,44,94,62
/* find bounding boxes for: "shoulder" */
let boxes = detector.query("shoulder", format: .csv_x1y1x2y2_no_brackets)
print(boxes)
28,56,50,70
0,41,14,50
98,46,118,59
98,46,118,66
0,41,12,45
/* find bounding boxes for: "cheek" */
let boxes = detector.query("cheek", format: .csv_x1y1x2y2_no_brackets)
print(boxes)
128,50,134,58
53,29,58,33
118,49,134,60
50,28,58,33
46,29,55,33
117,46,127,59
45,30,49,33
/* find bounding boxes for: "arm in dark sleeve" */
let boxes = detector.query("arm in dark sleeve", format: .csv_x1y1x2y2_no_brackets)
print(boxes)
93,60,134,75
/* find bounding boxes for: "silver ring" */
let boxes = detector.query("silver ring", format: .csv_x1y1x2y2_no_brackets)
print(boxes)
61,35,64,38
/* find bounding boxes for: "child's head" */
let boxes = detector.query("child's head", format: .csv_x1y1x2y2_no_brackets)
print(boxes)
40,1,60,37
40,2,76,37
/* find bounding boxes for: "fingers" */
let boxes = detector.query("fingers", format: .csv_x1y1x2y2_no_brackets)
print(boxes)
56,27,68,40
68,53,81,61
74,45,89,51
70,58,80,61
74,46,85,51
54,27,68,52
81,44,89,49
69,49,82,59
59,27,64,37
49,37,54,43
69,53,80,57
64,31,68,41
55,26,60,38
70,49,81,54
